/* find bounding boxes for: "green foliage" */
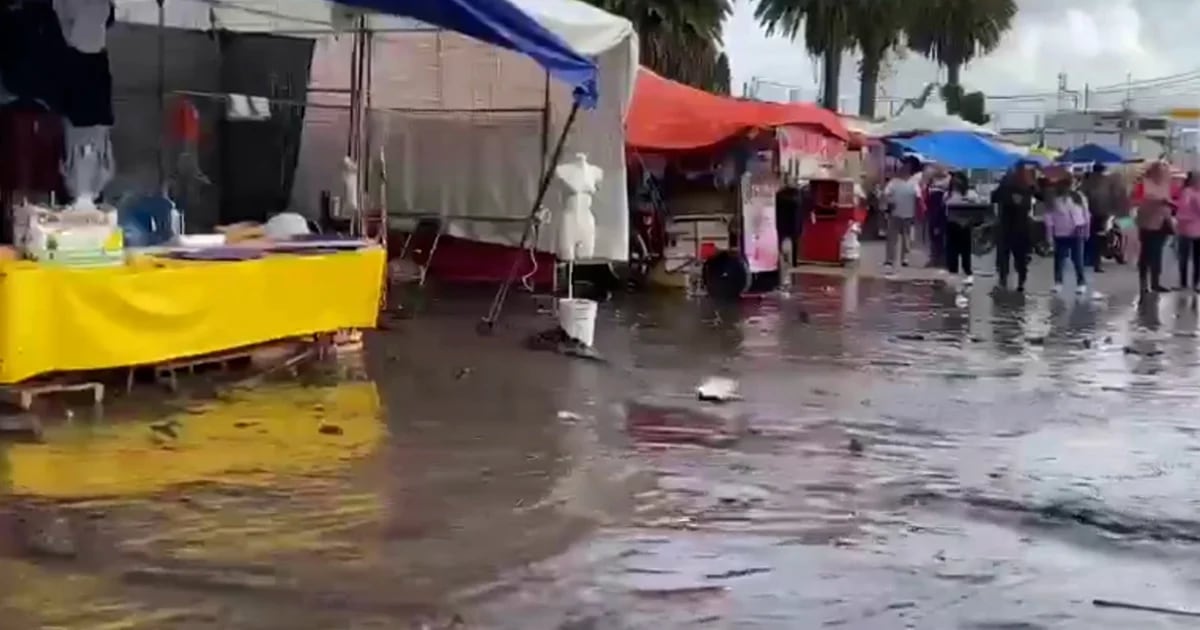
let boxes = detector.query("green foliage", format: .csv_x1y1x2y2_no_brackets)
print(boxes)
904,0,1017,86
941,83,990,125
752,0,852,108
587,0,733,94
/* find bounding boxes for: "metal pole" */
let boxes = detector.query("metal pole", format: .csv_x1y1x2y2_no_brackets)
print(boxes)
346,29,360,158
539,71,550,168
156,0,166,193
479,101,581,333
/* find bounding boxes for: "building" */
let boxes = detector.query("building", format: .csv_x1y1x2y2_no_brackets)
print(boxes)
999,109,1174,162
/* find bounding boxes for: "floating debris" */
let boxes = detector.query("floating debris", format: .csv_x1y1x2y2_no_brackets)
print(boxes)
697,377,740,403
704,567,771,580
1093,599,1200,618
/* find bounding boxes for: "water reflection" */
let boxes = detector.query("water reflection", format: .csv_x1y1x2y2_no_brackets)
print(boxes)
990,295,1028,356
3,278,1200,627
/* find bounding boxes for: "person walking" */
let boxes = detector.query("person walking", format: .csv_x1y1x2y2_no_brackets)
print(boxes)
1175,171,1200,291
1081,162,1126,272
944,172,979,285
925,168,950,268
1137,161,1174,294
1044,172,1090,296
883,156,922,271
991,161,1038,292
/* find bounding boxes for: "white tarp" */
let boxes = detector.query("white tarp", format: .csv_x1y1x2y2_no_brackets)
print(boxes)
117,0,637,261
875,107,997,138
115,0,427,33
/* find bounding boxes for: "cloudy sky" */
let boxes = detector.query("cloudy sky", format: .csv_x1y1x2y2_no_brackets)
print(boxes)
724,0,1200,128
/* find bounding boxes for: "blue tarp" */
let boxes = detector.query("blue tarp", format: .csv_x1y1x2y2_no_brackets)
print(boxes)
334,0,599,107
1055,143,1131,165
888,131,1022,171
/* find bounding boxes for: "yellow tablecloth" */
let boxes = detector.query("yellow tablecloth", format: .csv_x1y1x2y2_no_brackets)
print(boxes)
0,247,385,384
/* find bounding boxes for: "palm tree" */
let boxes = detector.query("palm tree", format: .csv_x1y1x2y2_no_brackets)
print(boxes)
588,0,732,92
753,0,852,111
847,0,905,117
905,0,1017,90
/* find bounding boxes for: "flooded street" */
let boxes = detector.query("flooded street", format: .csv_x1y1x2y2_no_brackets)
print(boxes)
5,266,1200,628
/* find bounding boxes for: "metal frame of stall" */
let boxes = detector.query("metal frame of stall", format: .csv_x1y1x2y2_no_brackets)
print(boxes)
144,4,581,322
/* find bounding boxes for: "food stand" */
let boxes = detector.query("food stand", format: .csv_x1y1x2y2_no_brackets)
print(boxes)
625,69,848,298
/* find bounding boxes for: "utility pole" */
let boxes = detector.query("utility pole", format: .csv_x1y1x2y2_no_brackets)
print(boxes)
1119,73,1133,153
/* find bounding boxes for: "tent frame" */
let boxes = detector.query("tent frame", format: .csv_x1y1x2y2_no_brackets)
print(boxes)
144,0,574,316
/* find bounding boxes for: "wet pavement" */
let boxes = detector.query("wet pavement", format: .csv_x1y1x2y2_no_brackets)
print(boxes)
5,253,1200,628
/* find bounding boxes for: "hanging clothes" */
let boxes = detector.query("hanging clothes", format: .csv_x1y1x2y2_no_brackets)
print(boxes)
53,0,113,54
52,0,115,127
62,122,114,204
60,48,114,127
0,1,68,111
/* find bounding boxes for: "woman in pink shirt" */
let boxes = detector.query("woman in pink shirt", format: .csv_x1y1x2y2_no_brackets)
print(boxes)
1137,161,1174,293
1044,173,1091,295
1175,172,1200,291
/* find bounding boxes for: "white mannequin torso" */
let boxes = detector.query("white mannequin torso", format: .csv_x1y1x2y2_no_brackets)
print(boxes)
554,153,603,261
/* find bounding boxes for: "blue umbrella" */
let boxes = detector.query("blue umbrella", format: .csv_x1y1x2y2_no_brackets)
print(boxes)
888,131,1022,171
1055,143,1131,165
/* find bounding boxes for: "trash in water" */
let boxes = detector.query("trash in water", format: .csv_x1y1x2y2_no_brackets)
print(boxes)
697,377,740,402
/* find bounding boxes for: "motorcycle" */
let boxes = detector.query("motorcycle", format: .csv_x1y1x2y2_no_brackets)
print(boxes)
1100,216,1126,264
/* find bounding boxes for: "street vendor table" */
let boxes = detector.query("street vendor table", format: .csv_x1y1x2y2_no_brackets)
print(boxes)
0,247,385,384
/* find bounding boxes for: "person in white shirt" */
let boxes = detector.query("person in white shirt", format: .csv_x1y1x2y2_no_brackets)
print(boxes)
883,156,922,268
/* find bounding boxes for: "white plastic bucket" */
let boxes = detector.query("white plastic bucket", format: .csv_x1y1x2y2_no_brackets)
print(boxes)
557,298,597,347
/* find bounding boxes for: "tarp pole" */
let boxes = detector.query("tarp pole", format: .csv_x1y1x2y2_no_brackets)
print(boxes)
346,27,360,159
479,101,581,334
540,70,550,168
156,0,166,195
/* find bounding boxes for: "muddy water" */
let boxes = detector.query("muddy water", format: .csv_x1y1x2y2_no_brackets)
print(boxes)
4,274,1200,628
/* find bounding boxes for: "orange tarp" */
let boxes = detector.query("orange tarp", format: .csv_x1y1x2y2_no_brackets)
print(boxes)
626,68,849,151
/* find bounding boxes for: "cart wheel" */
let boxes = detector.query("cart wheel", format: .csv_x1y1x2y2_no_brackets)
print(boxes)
701,250,750,301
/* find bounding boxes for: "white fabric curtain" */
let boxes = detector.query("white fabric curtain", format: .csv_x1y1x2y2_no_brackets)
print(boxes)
292,26,636,260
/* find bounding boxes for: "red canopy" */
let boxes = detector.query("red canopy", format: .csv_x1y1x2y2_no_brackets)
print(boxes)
626,68,849,151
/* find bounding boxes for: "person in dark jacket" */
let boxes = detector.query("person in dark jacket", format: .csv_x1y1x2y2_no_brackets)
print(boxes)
1081,162,1126,272
775,183,802,265
991,161,1038,292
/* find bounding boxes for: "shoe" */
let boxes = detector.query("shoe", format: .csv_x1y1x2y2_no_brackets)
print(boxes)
1075,285,1087,296
964,275,975,286
1153,285,1172,293
901,260,910,268
1016,285,1025,293
1052,284,1063,295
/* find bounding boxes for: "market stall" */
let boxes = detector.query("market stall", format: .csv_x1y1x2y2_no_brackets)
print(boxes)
888,131,1027,171
625,69,849,294
1055,143,1133,165
874,108,997,138
275,0,638,286
0,0,609,388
